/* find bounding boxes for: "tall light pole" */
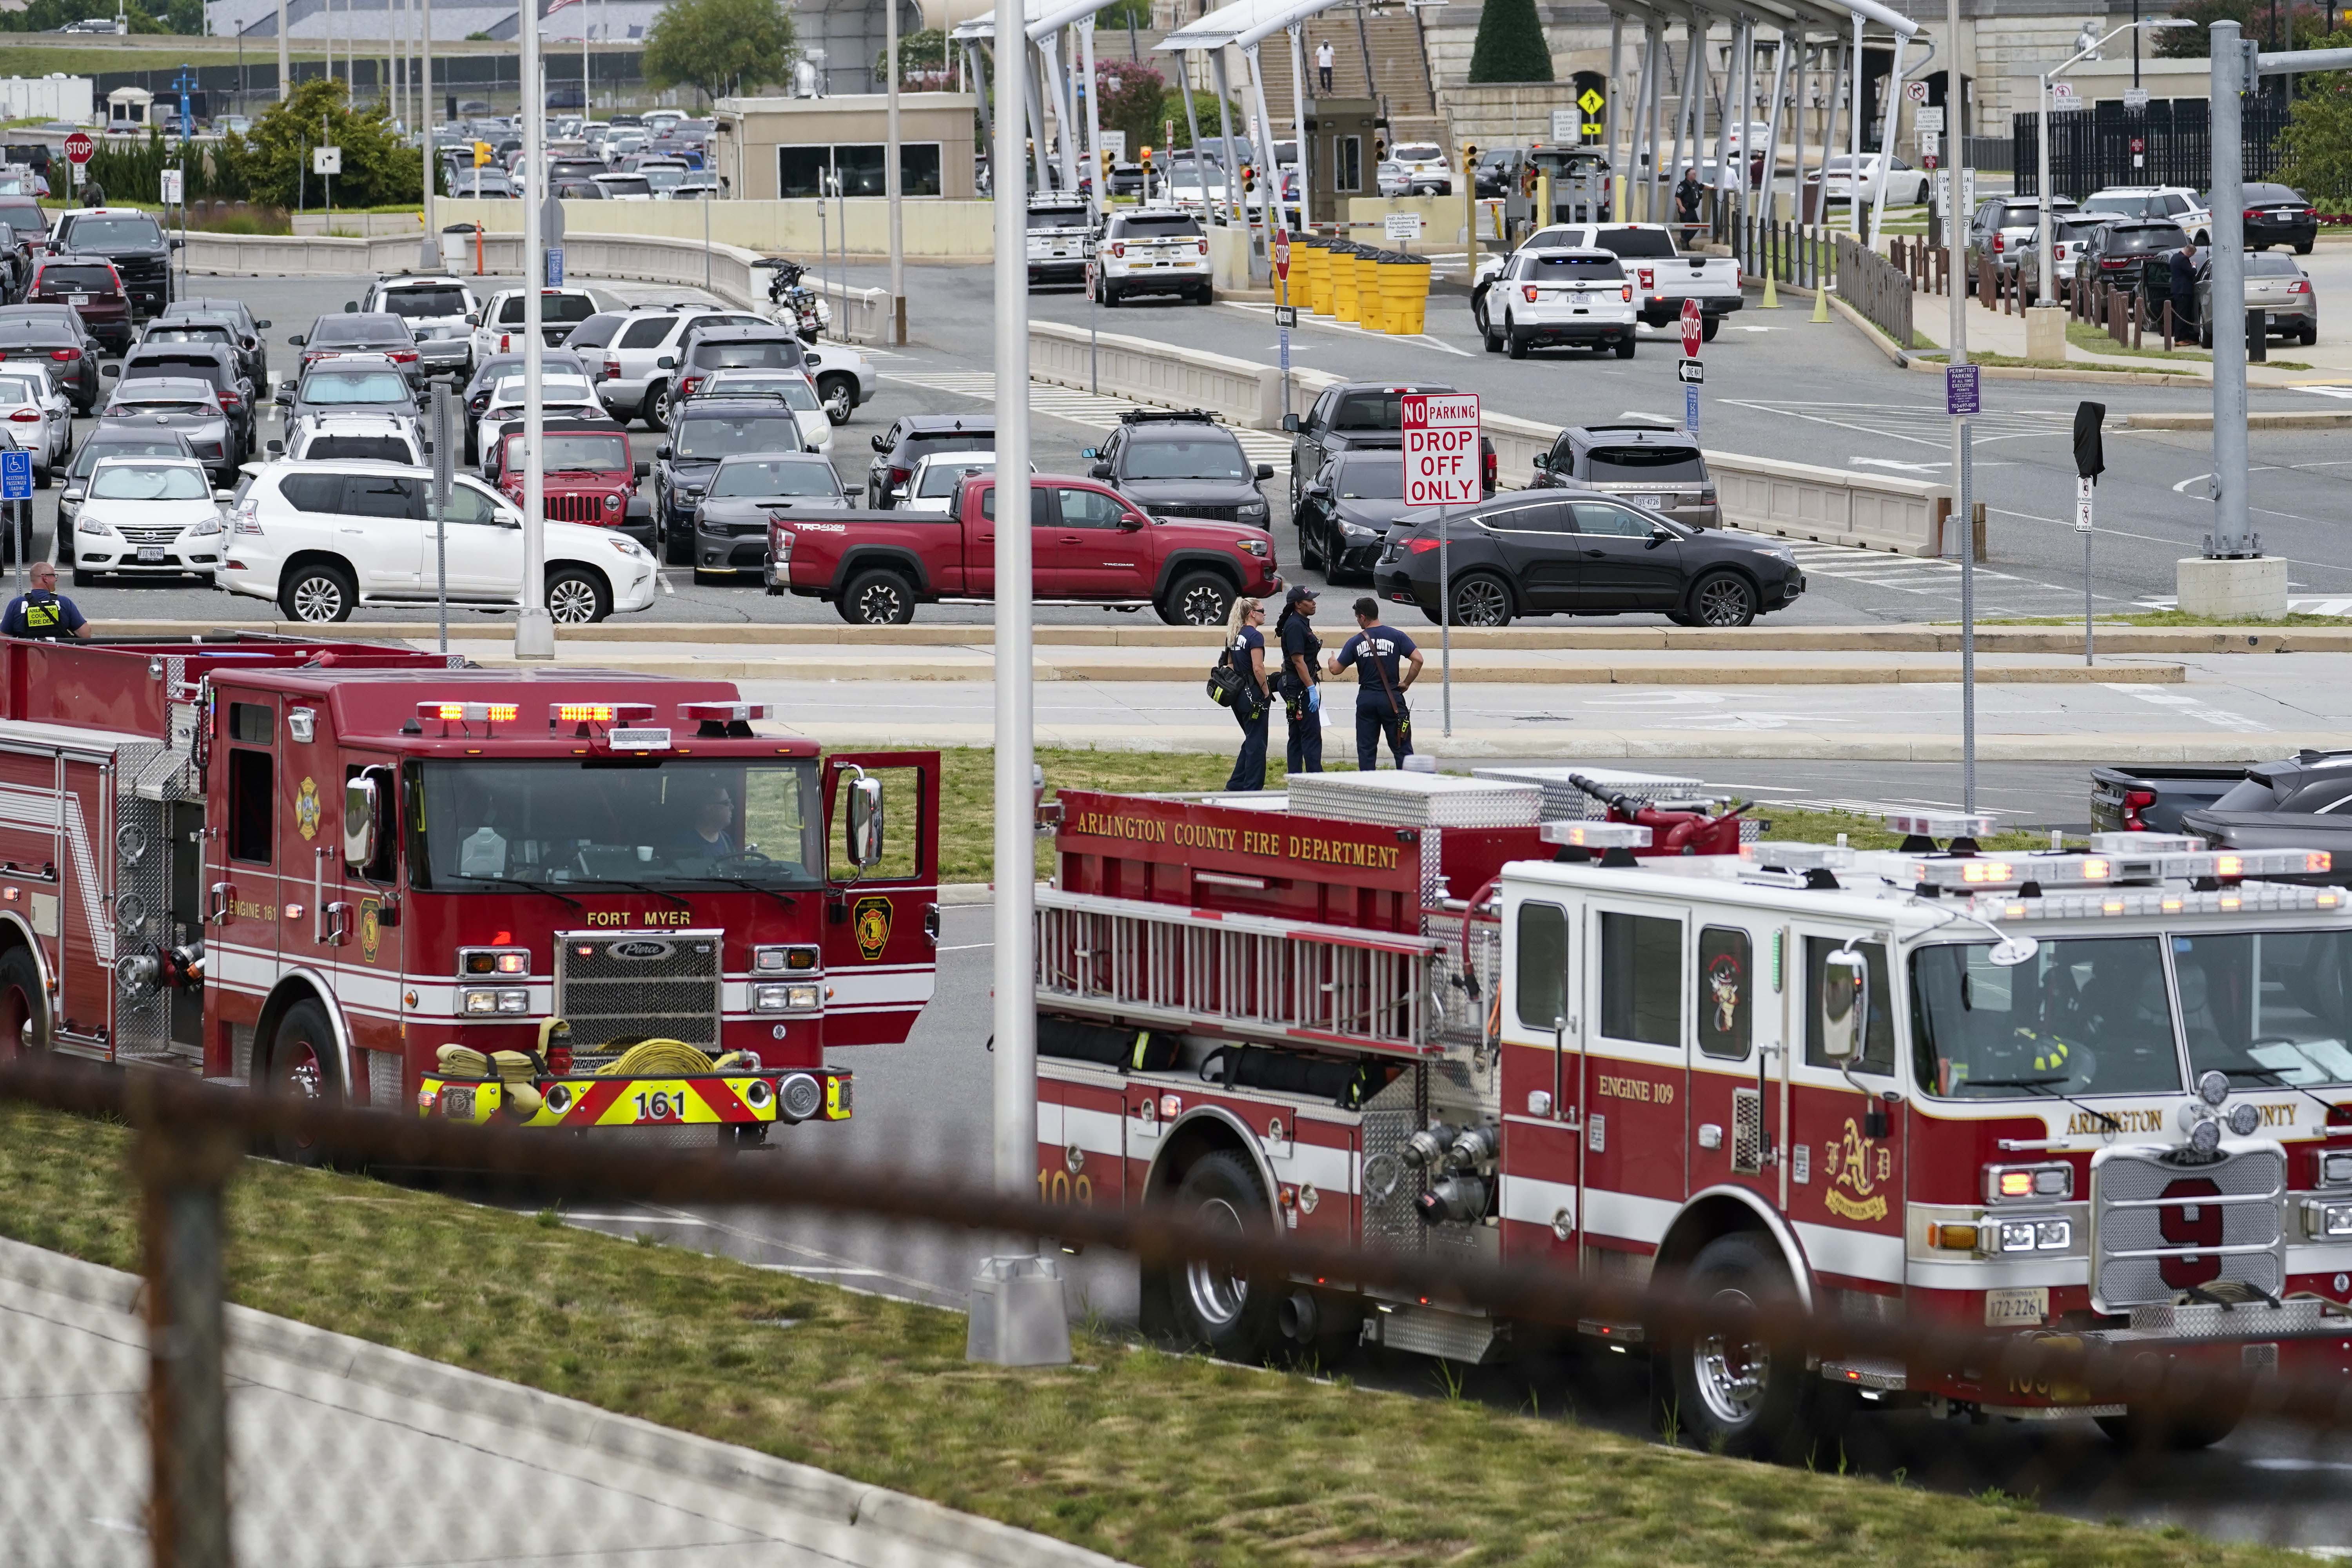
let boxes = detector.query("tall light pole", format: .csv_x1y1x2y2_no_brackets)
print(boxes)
277,0,290,102
967,0,1069,1370
886,0,904,344
1949,0,1972,810
418,0,434,270
2035,19,2190,303
515,0,555,660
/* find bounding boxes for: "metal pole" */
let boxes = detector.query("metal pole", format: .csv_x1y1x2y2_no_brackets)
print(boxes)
1759,28,1788,227
1605,13,1622,196
432,378,451,651
1868,33,1907,245
1788,31,1805,230
278,0,290,102
1439,494,1449,737
1951,0,1973,812
970,0,1068,1370
1211,51,1244,231
2085,499,2094,666
515,0,553,659
2211,20,2250,557
887,0,905,343
2036,71,2052,303
1645,24,1664,221
2134,0,2142,88
141,1126,234,1568
418,0,434,269
1287,24,1310,233
1181,58,1209,212
1847,11,1862,238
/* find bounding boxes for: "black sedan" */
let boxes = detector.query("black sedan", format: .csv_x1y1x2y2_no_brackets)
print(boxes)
1295,441,1416,581
2237,181,2320,254
1372,490,1804,628
2181,753,2352,877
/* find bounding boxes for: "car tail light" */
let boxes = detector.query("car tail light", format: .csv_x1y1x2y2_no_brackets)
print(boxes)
679,376,702,397
2305,207,2319,217
499,333,512,352
390,350,417,363
1109,241,1125,258
1197,239,1209,255
2123,788,2157,831
1621,284,1632,302
1407,537,1441,554
1522,285,1539,303
2291,279,2312,293
47,349,72,361
602,355,620,379
6,410,34,422
1483,447,1497,489
887,465,910,485
1992,234,2004,251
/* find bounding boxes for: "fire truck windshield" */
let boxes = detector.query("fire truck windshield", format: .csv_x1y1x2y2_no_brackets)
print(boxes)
408,759,822,893
1910,937,2186,1100
2174,929,2352,1088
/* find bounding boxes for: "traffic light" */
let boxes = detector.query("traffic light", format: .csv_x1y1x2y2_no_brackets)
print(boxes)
1463,143,1478,172
473,141,491,167
1241,162,1256,192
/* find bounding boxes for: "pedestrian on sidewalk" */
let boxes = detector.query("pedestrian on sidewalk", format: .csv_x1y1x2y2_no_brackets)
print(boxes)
2,562,87,640
2169,242,2200,341
1675,167,1704,247
1316,38,1335,94
1222,594,1272,791
1328,597,1421,771
1274,583,1323,775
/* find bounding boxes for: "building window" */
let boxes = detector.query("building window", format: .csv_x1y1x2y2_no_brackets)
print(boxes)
778,142,946,199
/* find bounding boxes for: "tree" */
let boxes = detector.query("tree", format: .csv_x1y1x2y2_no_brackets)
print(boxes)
1091,62,1165,151
2278,33,2352,204
1467,0,1553,83
1156,87,1243,149
879,27,955,87
224,78,420,208
644,0,797,107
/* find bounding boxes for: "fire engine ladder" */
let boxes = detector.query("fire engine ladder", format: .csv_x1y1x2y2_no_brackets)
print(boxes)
1034,888,1448,1057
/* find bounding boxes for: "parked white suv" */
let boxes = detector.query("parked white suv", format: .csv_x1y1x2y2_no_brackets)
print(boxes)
2080,185,2214,244
362,275,479,377
1098,208,1212,307
569,302,767,427
223,461,658,624
1026,195,1094,287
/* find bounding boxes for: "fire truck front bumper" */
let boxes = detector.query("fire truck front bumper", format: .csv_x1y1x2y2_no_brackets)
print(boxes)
417,1069,851,1130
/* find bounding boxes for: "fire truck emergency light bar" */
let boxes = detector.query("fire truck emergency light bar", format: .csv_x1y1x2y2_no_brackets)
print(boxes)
549,702,657,725
1971,883,2345,922
1539,820,1652,849
677,702,772,724
1890,846,2330,891
419,701,519,725
1883,811,1998,840
1742,840,1855,872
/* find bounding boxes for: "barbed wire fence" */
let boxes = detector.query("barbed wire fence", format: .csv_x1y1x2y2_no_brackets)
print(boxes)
9,1053,2352,1564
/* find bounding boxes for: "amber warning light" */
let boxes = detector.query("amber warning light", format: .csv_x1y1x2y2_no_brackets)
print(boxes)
418,701,518,728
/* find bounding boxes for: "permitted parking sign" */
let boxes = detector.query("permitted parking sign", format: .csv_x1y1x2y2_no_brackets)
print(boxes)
0,449,30,502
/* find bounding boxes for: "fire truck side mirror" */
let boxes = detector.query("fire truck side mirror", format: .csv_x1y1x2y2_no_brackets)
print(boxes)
1820,948,1868,1061
343,769,394,877
845,775,885,869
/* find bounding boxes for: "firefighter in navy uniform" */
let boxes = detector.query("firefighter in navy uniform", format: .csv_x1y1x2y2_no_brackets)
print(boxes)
2,562,88,640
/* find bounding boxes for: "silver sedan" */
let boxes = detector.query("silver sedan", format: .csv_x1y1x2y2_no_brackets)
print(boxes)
0,363,71,483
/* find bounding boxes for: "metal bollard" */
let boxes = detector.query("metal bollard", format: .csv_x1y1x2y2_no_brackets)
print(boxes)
137,1113,240,1568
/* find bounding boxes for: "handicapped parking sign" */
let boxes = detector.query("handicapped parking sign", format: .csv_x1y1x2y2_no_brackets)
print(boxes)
0,449,30,502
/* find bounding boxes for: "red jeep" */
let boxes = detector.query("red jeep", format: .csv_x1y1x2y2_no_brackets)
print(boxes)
766,471,1282,625
487,418,654,546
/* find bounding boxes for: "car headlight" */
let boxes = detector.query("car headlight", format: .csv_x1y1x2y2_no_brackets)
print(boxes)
1236,538,1269,557
603,493,621,510
606,536,646,558
76,515,113,536
1340,520,1377,539
1240,500,1268,517
753,982,822,1013
189,517,223,536
461,987,530,1014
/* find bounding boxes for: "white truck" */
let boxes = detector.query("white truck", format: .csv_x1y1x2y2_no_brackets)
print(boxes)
1473,221,1742,343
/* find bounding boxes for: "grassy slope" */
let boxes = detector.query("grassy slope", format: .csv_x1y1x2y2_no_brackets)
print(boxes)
0,1102,2296,1568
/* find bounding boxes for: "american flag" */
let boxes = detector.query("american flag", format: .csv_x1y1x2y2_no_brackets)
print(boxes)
541,0,583,12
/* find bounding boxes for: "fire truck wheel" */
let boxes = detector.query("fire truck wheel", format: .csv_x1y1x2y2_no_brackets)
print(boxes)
0,944,48,1058
266,998,344,1167
2094,1403,2245,1452
1668,1231,1813,1460
1167,1151,1280,1360
279,562,356,623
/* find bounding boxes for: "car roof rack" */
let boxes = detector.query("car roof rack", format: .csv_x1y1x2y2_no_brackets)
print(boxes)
1117,407,1218,426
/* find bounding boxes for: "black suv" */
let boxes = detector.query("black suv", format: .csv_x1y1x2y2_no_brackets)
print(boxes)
1283,380,1495,511
2080,219,2191,303
2238,181,2319,254
1294,437,1416,581
1373,492,1805,629
673,323,805,403
160,297,271,386
0,307,100,410
1084,409,1271,527
866,413,995,508
47,208,175,320
1530,423,1720,530
652,394,810,563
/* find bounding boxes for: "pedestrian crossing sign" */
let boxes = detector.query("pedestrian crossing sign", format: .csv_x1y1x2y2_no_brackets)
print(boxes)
1578,88,1603,113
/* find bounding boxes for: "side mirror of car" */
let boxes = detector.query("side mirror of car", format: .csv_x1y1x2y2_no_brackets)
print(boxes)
212,489,233,503
657,355,675,368
343,301,358,312
464,312,479,326
1079,446,1098,459
1648,526,1672,547
1281,412,1300,433
265,440,283,457
654,445,670,460
1119,512,1145,530
1255,463,1275,481
287,334,305,347
255,319,270,329
100,364,117,378
1088,461,1114,480
1818,947,1869,1062
633,459,651,478
871,434,888,452
169,237,182,249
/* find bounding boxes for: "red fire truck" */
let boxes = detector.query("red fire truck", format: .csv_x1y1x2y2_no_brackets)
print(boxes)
1034,768,2352,1454
0,633,939,1147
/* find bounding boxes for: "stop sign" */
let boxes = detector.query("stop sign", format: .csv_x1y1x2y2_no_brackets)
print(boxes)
64,131,92,165
1272,228,1290,283
1680,297,1703,356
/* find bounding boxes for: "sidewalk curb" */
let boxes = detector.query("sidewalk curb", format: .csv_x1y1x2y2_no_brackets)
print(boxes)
0,1234,1127,1568
2126,410,2352,432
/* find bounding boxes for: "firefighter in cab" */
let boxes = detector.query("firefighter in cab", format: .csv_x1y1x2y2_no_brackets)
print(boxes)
3,562,88,641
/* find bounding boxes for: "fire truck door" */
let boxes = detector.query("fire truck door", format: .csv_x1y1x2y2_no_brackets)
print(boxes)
206,698,283,1079
1784,931,1906,1285
1579,902,1690,1247
819,751,941,1047
1500,895,1582,1262
1687,920,1777,1203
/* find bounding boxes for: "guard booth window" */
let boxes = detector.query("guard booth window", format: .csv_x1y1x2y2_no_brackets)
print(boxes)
1599,911,1681,1047
1334,135,1361,193
1805,937,1895,1073
1516,901,1566,1033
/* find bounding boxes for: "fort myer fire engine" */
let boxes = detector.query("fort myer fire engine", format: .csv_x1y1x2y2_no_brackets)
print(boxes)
0,634,938,1147
1034,767,2352,1454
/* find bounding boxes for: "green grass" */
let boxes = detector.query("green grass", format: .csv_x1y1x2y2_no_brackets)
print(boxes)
0,1100,2312,1568
1906,349,2203,376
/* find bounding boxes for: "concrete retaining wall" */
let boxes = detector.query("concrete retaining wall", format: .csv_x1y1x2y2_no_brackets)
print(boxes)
1058,332,1947,556
431,196,999,260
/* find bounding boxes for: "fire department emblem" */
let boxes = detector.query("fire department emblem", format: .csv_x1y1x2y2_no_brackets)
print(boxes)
1706,951,1743,1034
294,776,321,841
1824,1117,1893,1223
358,897,381,963
852,895,893,961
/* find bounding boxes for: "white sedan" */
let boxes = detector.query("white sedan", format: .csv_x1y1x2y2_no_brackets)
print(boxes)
476,373,607,463
699,369,832,457
1803,154,1931,208
70,456,227,585
0,364,72,482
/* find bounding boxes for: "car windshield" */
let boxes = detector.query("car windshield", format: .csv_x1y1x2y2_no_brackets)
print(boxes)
1123,435,1247,481
538,432,628,471
1394,144,1441,162
1911,936,2185,1099
0,376,42,406
710,376,818,410
917,458,993,497
1332,392,1412,431
143,326,232,345
65,217,162,248
1593,226,1677,258
111,399,211,417
642,166,686,191
303,370,411,404
1028,207,1089,229
315,315,410,343
708,459,841,498
1587,446,1706,482
410,758,824,891
89,464,207,500
2083,194,2158,218
2247,253,2305,277
305,435,410,461
494,376,595,405
2246,184,2304,205
383,286,470,318
494,293,597,325
675,413,802,459
1336,457,1405,500
2113,225,2190,252
599,176,652,196
2172,929,2352,1088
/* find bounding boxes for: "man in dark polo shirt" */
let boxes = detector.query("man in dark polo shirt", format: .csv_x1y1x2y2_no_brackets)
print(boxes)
2,562,88,640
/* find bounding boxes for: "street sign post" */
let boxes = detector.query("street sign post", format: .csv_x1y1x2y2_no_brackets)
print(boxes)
1403,390,1480,738
2,448,28,585
1679,297,1702,356
1272,228,1292,410
1677,358,1704,385
159,167,182,205
1086,258,1099,394
1680,301,1702,434
1383,211,1424,247
1914,105,1944,132
430,379,454,653
1550,108,1579,142
2074,399,2105,667
1945,363,1981,416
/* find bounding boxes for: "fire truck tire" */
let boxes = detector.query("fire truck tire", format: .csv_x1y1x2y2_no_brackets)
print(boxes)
2094,1404,2245,1452
1666,1231,1814,1460
279,562,356,623
1165,1151,1281,1360
266,998,344,1167
0,944,48,1058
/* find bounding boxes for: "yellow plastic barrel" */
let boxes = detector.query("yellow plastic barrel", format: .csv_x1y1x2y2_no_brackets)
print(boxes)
1299,237,1330,315
1330,241,1361,323
1395,256,1433,334
1374,253,1411,333
1348,247,1381,328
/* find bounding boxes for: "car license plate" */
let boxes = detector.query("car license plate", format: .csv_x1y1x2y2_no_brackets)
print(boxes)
1984,1286,2048,1327
1629,493,1664,509
67,294,87,306
136,546,165,564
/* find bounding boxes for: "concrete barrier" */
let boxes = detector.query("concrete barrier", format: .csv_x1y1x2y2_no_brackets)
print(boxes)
1030,320,1286,428
432,196,999,261
1088,341,1949,556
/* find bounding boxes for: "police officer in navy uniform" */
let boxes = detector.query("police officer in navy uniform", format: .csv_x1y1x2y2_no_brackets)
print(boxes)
2,562,89,640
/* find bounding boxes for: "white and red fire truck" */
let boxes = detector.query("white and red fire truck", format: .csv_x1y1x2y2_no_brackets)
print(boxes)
1034,768,2352,1454
0,633,939,1146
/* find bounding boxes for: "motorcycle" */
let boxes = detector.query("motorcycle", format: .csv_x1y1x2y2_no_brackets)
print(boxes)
754,257,833,344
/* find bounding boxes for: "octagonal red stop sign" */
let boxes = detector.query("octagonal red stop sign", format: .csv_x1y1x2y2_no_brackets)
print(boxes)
1272,229,1290,283
64,131,93,165
1680,297,1703,357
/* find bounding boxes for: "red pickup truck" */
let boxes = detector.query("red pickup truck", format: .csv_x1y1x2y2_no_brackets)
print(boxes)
765,471,1283,625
